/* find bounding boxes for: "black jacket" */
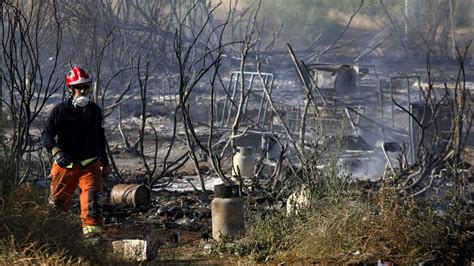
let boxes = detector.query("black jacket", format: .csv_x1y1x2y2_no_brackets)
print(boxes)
41,98,109,166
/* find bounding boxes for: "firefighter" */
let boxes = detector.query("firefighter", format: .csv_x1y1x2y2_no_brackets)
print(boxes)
41,66,110,242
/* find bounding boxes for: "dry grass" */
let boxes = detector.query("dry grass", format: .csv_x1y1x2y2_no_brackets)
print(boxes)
267,130,456,263
246,163,457,264
243,187,451,264
284,187,446,264
0,237,79,264
0,184,118,264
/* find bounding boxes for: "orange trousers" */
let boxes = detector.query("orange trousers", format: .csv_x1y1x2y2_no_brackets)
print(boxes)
49,160,104,228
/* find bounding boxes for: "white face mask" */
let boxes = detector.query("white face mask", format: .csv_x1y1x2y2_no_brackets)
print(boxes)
72,96,90,107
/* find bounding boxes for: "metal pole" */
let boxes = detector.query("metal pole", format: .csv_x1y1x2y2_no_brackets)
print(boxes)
260,74,274,130
224,72,239,127
0,75,2,123
241,73,255,118
379,79,385,138
407,77,415,163
256,74,269,127
448,0,456,59
404,0,409,45
390,78,394,129
344,107,359,137
160,78,164,101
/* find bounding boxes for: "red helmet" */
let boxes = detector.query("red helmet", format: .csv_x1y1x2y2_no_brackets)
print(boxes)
66,66,91,88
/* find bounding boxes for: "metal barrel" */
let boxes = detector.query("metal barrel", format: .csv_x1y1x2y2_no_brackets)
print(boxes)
214,184,239,198
211,184,245,242
110,184,150,207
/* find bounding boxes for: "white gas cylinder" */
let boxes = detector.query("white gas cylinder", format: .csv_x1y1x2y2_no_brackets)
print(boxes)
231,146,255,180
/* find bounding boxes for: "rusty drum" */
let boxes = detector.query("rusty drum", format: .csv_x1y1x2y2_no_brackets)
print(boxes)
110,184,150,207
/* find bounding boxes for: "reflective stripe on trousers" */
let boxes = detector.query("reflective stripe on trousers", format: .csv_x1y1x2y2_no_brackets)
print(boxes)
49,160,104,231
83,225,103,237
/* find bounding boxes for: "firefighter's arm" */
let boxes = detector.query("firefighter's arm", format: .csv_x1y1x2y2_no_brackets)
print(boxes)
41,106,61,152
42,106,73,168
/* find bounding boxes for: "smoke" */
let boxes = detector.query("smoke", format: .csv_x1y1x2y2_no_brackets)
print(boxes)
350,152,386,180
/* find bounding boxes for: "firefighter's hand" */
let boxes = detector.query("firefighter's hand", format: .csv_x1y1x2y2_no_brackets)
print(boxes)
101,166,111,179
54,151,73,168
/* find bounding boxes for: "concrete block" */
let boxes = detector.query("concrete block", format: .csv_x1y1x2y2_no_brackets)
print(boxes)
112,239,150,262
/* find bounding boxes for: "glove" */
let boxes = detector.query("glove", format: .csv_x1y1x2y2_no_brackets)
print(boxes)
53,150,73,168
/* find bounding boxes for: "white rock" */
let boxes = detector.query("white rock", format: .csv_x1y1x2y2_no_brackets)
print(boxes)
286,185,310,215
112,239,150,262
